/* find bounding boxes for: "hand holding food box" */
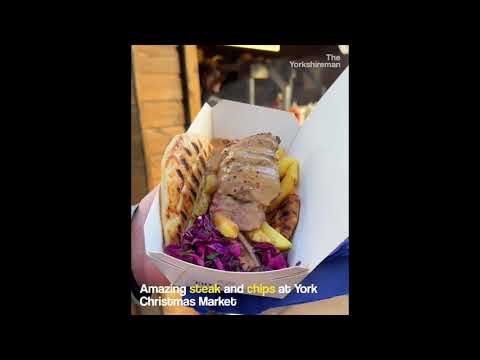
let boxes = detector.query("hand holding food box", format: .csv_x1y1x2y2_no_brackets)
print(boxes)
143,67,349,299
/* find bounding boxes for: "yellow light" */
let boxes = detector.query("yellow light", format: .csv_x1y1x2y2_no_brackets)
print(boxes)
225,45,280,52
338,45,349,55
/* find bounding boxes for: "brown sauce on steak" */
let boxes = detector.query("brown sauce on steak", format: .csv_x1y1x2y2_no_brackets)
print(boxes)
208,133,281,231
206,138,230,174
217,133,280,206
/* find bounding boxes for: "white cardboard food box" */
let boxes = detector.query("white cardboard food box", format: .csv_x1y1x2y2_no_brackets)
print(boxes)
144,67,349,299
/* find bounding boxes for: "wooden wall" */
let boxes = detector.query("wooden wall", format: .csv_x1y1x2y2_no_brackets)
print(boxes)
183,45,202,124
132,45,186,190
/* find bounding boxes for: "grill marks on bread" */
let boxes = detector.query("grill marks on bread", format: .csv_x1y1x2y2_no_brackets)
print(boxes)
160,134,212,246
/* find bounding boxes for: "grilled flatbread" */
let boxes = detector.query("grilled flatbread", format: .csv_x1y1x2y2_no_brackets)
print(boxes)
160,133,212,246
267,193,300,240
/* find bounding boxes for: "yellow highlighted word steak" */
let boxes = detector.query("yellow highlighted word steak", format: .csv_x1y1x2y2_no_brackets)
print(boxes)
189,284,222,294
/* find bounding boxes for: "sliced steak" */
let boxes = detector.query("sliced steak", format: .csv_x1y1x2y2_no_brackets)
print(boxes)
217,133,281,206
210,193,265,231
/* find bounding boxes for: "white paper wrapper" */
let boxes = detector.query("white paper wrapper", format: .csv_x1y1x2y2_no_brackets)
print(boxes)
144,67,349,299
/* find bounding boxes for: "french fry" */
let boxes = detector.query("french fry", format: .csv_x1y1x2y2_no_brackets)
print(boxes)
204,174,218,194
213,213,239,238
278,157,297,178
248,225,292,251
247,228,272,244
268,172,296,212
260,222,292,251
276,147,286,160
285,159,299,185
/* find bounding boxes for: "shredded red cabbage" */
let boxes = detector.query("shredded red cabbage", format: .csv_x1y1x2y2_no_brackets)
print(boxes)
164,214,244,271
253,243,288,270
165,214,289,272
